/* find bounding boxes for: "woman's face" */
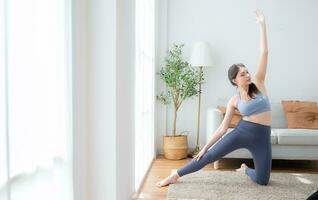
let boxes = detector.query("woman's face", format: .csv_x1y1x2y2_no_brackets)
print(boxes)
233,67,252,87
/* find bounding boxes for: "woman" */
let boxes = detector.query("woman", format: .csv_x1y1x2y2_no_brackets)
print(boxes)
157,9,272,187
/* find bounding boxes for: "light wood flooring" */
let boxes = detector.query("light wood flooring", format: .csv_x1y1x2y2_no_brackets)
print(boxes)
133,155,318,200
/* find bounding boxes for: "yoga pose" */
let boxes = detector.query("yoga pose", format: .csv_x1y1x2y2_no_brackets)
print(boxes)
157,9,272,187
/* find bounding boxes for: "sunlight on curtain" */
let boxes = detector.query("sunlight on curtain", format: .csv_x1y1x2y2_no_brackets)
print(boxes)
0,0,73,199
135,0,155,191
0,0,9,199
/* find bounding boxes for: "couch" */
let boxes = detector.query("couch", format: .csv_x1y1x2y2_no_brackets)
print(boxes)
206,102,318,169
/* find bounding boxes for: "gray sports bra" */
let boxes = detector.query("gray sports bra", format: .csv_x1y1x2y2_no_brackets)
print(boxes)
236,91,271,116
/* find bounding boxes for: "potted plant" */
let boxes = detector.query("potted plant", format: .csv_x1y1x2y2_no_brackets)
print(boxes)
157,44,202,160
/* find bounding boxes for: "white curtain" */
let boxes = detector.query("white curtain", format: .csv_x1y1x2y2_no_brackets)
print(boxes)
135,0,155,191
0,0,73,199
0,0,8,195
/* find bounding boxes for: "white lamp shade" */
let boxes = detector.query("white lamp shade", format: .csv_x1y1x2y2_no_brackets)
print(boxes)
190,41,214,67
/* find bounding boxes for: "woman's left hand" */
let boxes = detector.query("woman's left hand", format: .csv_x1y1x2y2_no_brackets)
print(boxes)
255,8,265,25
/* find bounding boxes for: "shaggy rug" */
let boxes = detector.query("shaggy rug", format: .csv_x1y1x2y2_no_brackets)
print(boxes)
167,170,318,200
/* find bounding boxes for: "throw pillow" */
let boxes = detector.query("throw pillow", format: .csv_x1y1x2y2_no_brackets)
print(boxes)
281,100,318,129
281,100,317,114
217,106,242,128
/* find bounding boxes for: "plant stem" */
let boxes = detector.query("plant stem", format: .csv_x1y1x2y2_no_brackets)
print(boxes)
172,106,177,136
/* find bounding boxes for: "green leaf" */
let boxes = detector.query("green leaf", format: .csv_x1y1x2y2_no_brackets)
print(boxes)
156,44,203,106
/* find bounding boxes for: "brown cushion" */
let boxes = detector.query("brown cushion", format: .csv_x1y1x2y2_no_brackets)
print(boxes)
281,100,317,114
217,106,242,128
281,100,318,129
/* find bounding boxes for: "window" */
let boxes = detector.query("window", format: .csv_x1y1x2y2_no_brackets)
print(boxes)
0,0,8,196
0,0,73,199
135,0,155,191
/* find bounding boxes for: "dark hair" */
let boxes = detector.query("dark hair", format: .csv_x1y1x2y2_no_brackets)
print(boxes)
228,63,259,99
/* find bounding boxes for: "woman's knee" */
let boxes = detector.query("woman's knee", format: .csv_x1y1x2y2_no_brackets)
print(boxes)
257,180,269,185
256,176,270,185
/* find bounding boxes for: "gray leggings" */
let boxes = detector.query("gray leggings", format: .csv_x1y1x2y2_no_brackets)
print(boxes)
177,119,272,185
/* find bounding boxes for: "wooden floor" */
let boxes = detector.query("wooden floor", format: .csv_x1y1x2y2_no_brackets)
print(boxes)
134,155,318,200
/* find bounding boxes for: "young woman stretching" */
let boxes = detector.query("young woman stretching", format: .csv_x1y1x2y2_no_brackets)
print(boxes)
157,9,272,187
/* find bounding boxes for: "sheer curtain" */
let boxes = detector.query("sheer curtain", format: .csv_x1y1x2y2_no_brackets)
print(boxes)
135,0,155,191
0,0,8,197
0,0,73,199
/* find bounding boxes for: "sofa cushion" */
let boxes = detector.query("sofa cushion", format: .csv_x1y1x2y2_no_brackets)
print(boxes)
270,131,278,145
281,100,318,129
285,108,318,129
281,100,317,113
273,128,318,145
270,102,288,128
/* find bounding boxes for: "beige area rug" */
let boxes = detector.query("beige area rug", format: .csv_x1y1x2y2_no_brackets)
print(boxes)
167,170,318,200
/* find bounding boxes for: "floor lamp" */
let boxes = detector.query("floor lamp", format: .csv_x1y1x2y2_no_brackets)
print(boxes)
189,41,214,157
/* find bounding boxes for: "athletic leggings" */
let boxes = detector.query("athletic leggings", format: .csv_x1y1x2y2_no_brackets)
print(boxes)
177,119,272,186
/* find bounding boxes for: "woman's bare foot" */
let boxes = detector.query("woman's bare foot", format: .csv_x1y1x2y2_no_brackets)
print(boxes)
156,171,180,187
235,163,248,173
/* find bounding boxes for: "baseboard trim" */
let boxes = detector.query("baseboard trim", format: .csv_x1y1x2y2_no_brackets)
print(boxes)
132,157,156,199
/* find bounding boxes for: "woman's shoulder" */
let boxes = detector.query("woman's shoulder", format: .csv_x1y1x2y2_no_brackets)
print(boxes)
230,94,240,109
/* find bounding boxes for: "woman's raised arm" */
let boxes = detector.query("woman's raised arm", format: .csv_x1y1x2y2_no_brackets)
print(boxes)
254,9,268,82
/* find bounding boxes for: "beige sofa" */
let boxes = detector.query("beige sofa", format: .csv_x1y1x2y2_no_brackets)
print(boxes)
206,102,318,169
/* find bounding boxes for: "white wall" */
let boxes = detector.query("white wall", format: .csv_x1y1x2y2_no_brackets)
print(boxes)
156,0,318,154
73,0,135,199
72,0,88,199
86,0,117,199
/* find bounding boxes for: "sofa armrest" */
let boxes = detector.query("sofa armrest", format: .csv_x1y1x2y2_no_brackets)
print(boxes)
206,107,224,143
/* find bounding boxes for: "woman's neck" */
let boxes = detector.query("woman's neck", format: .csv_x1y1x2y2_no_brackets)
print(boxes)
238,85,249,95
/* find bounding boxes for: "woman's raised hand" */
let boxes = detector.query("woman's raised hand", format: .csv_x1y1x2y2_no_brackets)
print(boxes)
192,147,207,161
255,8,265,25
